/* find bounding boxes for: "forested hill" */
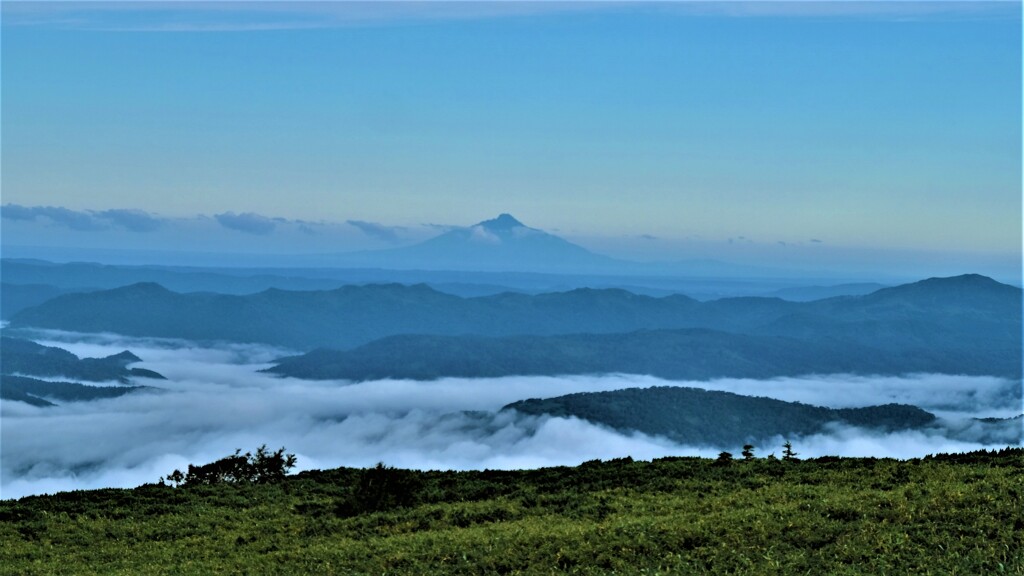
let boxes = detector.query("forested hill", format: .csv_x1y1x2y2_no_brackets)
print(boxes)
1,337,165,383
9,275,1021,359
0,337,162,407
504,386,937,447
0,375,147,407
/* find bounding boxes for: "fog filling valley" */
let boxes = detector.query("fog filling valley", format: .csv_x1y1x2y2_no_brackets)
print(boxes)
2,331,1021,500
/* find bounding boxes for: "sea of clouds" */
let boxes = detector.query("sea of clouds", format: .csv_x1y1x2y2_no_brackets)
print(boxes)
1,330,1020,500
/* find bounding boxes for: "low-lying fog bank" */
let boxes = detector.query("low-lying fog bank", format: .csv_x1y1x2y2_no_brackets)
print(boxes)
2,330,1021,500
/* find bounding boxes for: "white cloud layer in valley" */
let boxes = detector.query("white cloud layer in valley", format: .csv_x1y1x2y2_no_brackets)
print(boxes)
1,332,1021,500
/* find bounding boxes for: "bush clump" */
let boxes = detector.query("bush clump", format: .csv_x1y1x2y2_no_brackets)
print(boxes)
165,445,296,487
336,463,425,516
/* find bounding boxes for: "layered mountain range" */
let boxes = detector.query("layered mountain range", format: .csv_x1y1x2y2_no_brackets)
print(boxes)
8,274,1021,381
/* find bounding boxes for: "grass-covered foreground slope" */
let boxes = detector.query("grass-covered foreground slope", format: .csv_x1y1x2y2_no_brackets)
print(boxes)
2,450,1022,575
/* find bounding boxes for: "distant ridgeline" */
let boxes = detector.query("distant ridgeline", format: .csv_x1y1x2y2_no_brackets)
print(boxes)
0,337,163,407
8,274,1022,381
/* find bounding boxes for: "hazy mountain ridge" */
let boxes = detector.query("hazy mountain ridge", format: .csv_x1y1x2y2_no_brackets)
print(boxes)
763,283,890,302
0,256,905,306
503,386,938,447
265,327,1017,381
0,283,81,320
9,281,727,349
10,275,1021,381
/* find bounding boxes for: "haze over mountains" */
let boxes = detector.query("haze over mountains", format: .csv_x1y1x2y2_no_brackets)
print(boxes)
9,274,1021,381
1,213,884,286
6,213,1016,323
0,256,894,321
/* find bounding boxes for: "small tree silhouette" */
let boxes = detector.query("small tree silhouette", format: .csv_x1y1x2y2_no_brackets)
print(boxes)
782,440,799,462
165,445,296,487
166,469,185,487
250,445,298,484
741,444,755,460
714,451,733,466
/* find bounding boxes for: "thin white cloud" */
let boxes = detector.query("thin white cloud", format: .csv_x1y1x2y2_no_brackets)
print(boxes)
1,204,163,232
95,209,163,232
1,2,612,32
347,219,407,244
4,1,1013,33
652,1,1020,20
214,211,277,235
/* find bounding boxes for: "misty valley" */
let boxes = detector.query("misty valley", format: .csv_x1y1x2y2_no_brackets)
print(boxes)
2,254,1021,501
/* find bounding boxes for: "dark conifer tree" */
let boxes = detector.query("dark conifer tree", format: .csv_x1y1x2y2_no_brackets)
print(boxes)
782,440,799,462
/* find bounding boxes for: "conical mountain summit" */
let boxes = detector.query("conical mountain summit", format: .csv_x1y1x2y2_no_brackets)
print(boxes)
350,214,619,273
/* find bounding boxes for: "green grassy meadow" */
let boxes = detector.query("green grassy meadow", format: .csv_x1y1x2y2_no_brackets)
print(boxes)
2,449,1022,575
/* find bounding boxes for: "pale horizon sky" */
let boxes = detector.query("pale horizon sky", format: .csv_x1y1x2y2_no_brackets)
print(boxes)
1,1,1021,278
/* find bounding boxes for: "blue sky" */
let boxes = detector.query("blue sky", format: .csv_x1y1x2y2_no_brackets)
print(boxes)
1,2,1020,277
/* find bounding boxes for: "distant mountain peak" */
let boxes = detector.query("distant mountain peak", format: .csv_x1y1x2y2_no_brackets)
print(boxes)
108,350,143,364
477,213,526,231
933,274,999,285
903,274,1010,292
861,273,1020,307
330,212,615,273
117,282,172,294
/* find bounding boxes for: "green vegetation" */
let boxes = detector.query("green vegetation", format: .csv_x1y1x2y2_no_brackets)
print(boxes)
2,448,1022,575
166,446,297,487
